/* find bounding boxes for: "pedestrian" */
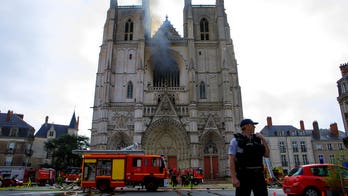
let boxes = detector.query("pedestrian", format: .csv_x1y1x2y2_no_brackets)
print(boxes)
228,119,270,196
56,174,63,186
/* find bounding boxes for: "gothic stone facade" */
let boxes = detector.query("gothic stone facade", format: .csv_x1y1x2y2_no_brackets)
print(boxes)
91,0,243,179
337,62,348,136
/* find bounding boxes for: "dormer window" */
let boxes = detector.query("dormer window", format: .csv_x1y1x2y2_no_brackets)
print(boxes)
47,126,56,138
9,128,18,137
200,18,209,40
125,19,134,41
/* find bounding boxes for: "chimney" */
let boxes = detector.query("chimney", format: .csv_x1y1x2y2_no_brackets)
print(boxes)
267,116,272,127
312,121,320,139
6,110,13,121
329,123,339,137
300,120,305,131
45,116,49,124
17,114,24,119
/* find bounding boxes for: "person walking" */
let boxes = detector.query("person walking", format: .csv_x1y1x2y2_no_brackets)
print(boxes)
228,119,270,196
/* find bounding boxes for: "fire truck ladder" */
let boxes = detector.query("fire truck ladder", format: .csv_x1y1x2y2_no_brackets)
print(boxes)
264,157,282,188
72,143,144,155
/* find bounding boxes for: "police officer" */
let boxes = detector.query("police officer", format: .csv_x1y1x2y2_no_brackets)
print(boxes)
228,119,270,196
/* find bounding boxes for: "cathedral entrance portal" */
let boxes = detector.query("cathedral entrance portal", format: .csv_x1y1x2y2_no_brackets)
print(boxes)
142,118,190,170
201,131,225,179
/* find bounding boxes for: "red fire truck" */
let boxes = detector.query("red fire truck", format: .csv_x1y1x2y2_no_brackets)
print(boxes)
78,150,169,192
181,167,204,185
63,167,81,183
23,168,56,186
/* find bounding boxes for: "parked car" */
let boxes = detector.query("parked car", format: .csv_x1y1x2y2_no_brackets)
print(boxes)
1,176,23,187
282,164,348,196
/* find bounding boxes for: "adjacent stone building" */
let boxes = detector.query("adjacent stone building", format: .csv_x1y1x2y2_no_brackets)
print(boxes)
311,122,347,165
260,117,347,174
0,110,35,179
260,117,315,174
31,112,78,168
90,0,243,179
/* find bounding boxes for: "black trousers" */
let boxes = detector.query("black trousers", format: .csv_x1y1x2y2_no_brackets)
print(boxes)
236,168,268,196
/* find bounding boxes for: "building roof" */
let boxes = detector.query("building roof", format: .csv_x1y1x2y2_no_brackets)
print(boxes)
260,125,312,137
260,124,345,141
309,128,346,141
152,17,182,41
34,112,78,138
0,111,33,129
35,123,68,138
69,111,77,129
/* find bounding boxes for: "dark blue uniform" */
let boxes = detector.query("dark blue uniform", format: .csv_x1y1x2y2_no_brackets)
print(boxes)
234,133,268,196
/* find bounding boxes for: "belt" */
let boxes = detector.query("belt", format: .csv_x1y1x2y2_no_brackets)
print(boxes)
238,166,263,171
245,166,262,169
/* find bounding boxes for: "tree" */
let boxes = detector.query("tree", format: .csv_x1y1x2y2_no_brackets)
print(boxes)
44,134,89,172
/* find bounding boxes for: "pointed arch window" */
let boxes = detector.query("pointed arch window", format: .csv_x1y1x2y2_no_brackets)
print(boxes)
342,83,347,93
199,81,206,99
125,19,134,41
127,81,133,99
152,52,180,87
200,18,209,40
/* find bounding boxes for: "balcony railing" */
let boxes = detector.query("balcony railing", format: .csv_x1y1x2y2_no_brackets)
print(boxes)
143,105,189,116
25,149,33,156
6,148,16,154
147,86,185,92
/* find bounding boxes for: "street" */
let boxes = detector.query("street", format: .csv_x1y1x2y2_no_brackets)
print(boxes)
1,188,286,196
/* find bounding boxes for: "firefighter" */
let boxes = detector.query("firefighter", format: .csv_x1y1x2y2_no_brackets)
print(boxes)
228,119,270,196
169,168,178,187
56,174,63,186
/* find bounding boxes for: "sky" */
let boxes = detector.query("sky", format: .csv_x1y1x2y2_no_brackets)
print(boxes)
1,0,347,138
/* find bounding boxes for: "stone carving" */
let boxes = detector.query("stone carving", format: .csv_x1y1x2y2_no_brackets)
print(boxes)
204,140,218,154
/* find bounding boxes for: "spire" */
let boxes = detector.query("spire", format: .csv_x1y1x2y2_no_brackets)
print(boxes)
185,0,192,6
142,0,151,39
216,0,227,40
110,0,117,8
216,0,225,17
184,0,192,17
69,111,78,129
184,0,193,39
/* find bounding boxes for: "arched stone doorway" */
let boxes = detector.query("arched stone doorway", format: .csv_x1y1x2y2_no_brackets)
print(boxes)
201,130,225,179
142,117,190,169
107,131,132,150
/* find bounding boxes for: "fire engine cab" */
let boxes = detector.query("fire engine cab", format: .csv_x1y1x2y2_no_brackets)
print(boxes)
24,168,55,186
181,167,204,185
75,149,169,192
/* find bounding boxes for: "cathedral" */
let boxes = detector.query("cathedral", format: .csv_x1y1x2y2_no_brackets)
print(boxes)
90,0,243,179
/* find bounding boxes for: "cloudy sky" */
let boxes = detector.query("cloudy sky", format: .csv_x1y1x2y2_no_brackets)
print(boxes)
1,0,347,137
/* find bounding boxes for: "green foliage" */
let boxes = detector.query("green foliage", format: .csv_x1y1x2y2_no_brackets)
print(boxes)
324,166,347,193
44,134,89,172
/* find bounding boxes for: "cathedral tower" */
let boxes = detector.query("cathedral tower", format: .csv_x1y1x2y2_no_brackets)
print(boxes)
337,62,348,137
91,0,243,178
